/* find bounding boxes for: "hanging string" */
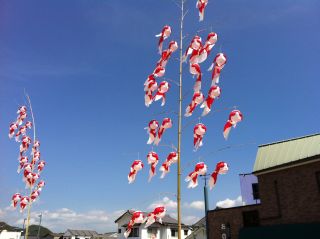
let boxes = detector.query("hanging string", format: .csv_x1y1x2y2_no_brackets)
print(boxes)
182,141,257,170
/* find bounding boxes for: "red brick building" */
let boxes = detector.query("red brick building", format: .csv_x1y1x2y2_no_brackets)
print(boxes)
207,134,320,239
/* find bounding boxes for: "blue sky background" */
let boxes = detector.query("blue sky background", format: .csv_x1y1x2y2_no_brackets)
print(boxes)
0,0,319,233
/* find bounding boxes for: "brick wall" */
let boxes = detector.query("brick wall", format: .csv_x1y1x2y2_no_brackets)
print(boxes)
207,160,320,239
207,204,261,239
258,159,320,225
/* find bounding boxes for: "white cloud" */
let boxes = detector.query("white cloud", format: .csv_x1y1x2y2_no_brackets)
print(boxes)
148,197,177,210
0,207,125,233
183,216,201,225
184,201,205,210
216,196,243,208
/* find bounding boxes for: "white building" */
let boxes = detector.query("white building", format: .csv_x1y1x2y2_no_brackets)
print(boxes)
185,218,205,239
115,210,192,239
63,230,98,239
0,230,22,239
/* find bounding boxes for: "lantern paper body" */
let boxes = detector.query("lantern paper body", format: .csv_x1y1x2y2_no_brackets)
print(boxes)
185,162,207,188
185,92,204,117
144,75,158,107
154,118,172,146
23,164,33,181
15,125,27,142
209,162,229,190
223,110,243,140
17,156,28,173
20,136,31,156
147,151,159,182
9,123,19,139
193,123,207,151
155,25,172,54
30,190,40,202
196,0,208,21
189,63,202,92
26,173,40,188
31,151,41,165
19,196,29,212
198,32,218,63
153,81,170,107
157,41,178,68
16,111,28,125
159,152,178,178
32,140,41,154
183,36,202,63
128,160,144,184
37,161,46,173
146,120,159,145
144,206,166,227
17,106,27,115
11,193,21,208
124,211,145,238
208,53,227,85
37,180,45,191
200,85,221,116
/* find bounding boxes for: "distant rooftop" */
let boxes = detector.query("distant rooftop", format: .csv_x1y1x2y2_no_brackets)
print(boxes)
253,133,320,174
64,230,98,237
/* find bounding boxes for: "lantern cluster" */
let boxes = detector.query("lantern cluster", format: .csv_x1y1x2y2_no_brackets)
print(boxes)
124,2,246,237
8,106,46,212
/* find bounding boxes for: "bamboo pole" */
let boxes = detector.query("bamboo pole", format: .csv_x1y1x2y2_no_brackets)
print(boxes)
177,1,184,239
24,93,36,239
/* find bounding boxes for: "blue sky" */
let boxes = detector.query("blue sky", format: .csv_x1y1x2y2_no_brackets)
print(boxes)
0,0,319,233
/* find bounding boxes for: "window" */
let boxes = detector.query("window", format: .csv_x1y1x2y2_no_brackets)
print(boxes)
242,210,260,227
316,171,320,193
147,228,157,238
171,229,178,237
252,183,260,200
128,228,139,237
184,230,188,236
118,228,121,233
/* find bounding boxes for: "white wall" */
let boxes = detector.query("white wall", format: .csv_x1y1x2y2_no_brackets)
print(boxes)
0,231,22,239
116,214,191,239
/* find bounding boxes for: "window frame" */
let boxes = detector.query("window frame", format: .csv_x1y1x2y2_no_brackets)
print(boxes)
252,183,260,200
170,229,178,237
316,171,320,193
128,227,139,238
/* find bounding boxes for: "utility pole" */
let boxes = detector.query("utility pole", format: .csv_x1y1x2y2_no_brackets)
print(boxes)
37,213,42,239
201,174,210,239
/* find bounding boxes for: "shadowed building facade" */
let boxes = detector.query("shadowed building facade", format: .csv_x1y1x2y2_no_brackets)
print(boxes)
207,133,320,239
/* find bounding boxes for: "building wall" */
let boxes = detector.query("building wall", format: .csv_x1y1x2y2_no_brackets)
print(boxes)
207,160,320,239
258,159,320,225
207,204,261,239
0,231,21,239
116,216,191,239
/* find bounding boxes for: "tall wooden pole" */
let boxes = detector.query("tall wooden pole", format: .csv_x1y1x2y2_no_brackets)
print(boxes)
177,1,184,239
24,94,36,239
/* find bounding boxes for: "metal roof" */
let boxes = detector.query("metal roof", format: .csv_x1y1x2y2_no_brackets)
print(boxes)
64,230,98,237
253,133,320,174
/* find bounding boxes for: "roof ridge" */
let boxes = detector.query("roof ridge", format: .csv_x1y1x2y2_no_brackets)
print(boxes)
258,133,320,147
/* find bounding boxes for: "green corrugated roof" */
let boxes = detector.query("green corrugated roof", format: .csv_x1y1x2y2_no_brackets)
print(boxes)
253,133,320,173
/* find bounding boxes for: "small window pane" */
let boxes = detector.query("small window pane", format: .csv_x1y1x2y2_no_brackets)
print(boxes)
171,229,177,237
